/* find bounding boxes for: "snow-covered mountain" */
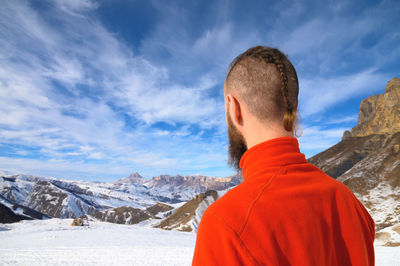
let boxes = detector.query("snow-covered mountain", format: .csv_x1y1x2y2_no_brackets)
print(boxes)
0,171,240,223
0,174,155,220
144,174,241,203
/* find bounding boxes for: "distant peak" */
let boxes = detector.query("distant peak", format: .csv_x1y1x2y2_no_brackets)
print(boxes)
128,172,142,178
113,172,146,184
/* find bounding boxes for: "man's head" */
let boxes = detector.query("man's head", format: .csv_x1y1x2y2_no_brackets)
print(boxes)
224,46,299,170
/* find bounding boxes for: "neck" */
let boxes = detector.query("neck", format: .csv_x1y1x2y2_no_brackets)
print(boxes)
244,122,294,149
239,137,307,181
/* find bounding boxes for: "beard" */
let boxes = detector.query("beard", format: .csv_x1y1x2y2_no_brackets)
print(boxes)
227,109,248,171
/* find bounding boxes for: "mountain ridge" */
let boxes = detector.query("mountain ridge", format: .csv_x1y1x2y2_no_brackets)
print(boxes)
0,171,241,224
309,77,400,246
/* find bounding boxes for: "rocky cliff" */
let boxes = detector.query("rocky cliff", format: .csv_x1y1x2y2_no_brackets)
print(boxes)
309,77,400,247
343,77,400,138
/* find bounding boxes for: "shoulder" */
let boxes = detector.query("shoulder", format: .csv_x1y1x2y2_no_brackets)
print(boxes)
194,198,259,265
304,163,375,235
296,162,355,194
204,182,258,233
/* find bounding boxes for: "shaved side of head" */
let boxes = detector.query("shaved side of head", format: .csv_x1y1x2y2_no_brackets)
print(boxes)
225,46,299,132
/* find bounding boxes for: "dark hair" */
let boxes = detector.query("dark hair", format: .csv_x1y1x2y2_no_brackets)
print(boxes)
225,46,299,132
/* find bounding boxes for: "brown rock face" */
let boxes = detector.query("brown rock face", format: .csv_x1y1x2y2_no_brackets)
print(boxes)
309,77,400,246
71,217,85,226
92,206,151,225
27,181,69,218
309,134,389,179
91,202,174,225
146,202,174,216
385,77,400,93
345,77,400,138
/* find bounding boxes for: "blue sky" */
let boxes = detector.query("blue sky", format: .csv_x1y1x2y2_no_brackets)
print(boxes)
0,0,399,181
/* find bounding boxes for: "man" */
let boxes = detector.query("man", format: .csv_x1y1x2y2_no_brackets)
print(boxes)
192,46,375,265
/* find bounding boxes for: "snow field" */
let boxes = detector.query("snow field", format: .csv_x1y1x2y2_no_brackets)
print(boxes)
0,219,195,266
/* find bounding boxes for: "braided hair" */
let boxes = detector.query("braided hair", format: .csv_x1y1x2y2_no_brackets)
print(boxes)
225,46,299,132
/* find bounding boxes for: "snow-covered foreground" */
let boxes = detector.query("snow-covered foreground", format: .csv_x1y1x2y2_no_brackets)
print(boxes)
0,219,399,266
0,219,196,265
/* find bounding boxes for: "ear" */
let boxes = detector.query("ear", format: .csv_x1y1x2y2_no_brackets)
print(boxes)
226,94,244,129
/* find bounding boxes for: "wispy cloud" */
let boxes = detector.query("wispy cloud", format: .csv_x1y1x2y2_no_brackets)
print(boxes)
324,115,358,125
298,125,349,158
0,0,233,179
298,69,388,117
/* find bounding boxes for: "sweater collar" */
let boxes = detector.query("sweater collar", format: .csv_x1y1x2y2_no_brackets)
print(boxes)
239,137,307,181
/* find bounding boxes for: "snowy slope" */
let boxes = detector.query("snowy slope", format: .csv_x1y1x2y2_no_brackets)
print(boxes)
192,188,232,232
155,187,234,233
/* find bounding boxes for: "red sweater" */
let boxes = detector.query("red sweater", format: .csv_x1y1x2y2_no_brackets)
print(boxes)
192,137,375,265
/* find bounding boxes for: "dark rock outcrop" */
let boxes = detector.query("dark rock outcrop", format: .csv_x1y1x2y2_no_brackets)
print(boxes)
0,203,32,223
92,206,151,225
146,202,174,216
0,195,49,223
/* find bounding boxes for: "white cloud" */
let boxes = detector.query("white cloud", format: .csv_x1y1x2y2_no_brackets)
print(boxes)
298,125,349,158
55,0,98,14
324,115,358,125
140,18,261,84
0,0,234,179
298,69,388,117
0,1,228,163
0,156,128,181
